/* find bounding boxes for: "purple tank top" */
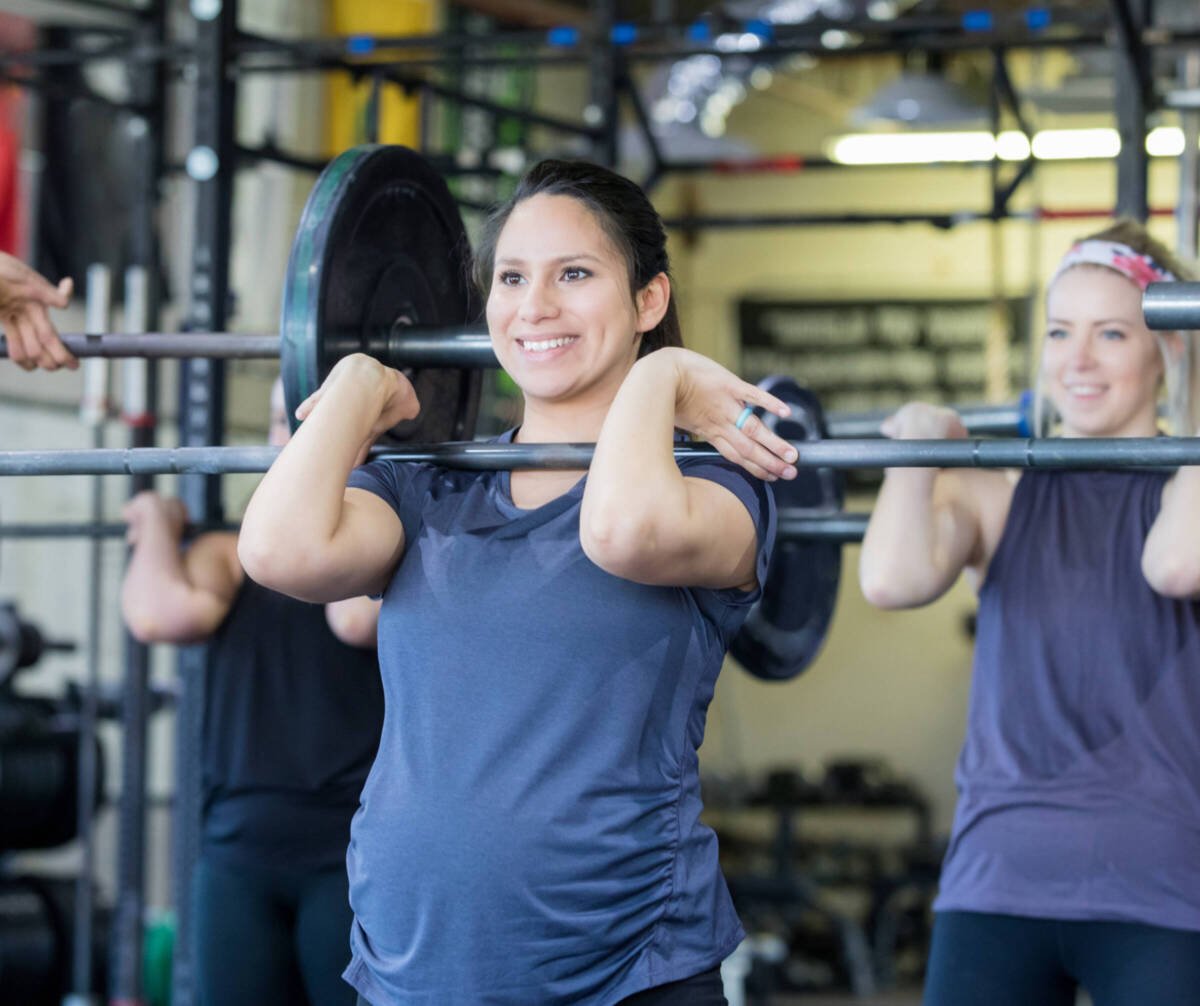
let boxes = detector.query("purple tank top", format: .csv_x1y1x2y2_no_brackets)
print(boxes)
935,468,1200,932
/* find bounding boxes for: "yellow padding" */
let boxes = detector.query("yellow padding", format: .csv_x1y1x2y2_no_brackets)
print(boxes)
326,0,434,154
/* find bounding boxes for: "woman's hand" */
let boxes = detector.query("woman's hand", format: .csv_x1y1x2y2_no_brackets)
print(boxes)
293,354,421,464
880,402,968,441
123,491,188,545
664,348,797,482
0,253,76,371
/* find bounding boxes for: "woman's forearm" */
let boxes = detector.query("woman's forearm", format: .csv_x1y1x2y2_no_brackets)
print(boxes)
239,362,385,581
121,521,192,626
1143,465,1200,597
860,468,960,607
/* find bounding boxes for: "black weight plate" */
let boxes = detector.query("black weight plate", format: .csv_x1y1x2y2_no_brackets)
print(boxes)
281,144,481,442
730,376,844,681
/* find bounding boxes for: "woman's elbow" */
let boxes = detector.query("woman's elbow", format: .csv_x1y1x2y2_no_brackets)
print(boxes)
122,604,211,645
326,604,380,648
123,609,161,644
858,558,932,610
859,570,906,609
1143,552,1200,599
237,530,283,589
580,511,658,580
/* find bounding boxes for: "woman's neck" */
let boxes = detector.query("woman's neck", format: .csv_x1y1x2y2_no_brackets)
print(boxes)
517,396,613,444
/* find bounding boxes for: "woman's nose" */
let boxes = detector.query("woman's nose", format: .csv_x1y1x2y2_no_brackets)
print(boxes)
518,281,558,323
1068,334,1096,367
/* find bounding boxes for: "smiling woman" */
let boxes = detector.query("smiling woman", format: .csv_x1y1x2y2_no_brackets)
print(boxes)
236,158,801,1006
857,221,1200,1006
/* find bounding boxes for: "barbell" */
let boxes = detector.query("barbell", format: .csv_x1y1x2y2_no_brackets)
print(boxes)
1,434,1195,477
4,146,490,445
8,144,1200,682
4,142,1046,445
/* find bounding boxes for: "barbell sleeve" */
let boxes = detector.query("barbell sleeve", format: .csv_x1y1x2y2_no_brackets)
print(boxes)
776,511,869,543
1143,281,1200,331
0,436,1198,477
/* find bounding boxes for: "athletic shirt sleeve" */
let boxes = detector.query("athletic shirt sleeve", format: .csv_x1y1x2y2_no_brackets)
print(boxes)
345,458,428,544
677,454,777,621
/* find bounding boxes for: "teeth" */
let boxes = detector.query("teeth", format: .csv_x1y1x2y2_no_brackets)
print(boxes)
522,337,576,353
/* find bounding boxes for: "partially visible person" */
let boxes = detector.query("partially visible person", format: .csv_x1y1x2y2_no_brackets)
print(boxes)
0,251,75,370
859,220,1200,1006
121,378,384,1006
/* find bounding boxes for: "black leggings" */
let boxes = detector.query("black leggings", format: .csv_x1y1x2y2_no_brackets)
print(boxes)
355,966,726,1006
924,910,1200,1006
193,855,355,1006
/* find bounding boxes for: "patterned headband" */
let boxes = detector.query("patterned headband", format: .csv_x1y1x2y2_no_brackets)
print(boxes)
1049,239,1177,292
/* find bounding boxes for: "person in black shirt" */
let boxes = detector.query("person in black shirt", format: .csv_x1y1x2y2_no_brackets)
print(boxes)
122,379,384,1006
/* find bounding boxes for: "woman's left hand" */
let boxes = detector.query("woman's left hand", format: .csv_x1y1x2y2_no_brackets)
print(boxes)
663,348,798,482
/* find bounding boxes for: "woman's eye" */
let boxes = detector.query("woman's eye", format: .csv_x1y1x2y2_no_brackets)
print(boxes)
498,271,523,286
1046,327,1067,340
1101,328,1126,340
562,266,590,281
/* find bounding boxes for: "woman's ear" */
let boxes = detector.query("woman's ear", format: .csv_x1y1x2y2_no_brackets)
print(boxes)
635,274,670,333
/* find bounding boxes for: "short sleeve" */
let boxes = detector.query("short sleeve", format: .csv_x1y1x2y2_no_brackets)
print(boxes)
346,459,425,546
678,456,777,602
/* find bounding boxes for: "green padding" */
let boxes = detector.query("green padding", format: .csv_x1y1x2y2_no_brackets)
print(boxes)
142,912,175,1006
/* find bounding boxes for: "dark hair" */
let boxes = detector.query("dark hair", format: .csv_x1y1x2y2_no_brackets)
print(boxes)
472,159,683,356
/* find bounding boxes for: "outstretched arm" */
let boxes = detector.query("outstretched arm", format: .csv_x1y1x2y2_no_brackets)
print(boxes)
581,347,795,590
121,493,242,643
238,354,412,603
859,403,983,609
0,252,76,371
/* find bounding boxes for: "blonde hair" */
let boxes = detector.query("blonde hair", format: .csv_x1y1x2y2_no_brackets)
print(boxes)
1034,219,1199,437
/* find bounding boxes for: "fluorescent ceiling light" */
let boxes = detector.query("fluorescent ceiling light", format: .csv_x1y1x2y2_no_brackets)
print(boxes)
830,130,997,164
828,126,1190,165
1148,126,1185,157
1030,128,1119,159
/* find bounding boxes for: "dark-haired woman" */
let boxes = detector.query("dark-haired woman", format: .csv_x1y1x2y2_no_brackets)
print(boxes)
238,159,800,1005
859,220,1200,1006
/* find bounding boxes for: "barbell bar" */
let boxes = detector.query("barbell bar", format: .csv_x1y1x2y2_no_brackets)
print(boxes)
0,512,866,542
0,329,496,366
0,435,1194,477
1,327,1037,439
0,520,240,540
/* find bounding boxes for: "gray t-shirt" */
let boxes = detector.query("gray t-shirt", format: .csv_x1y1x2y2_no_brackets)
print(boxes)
343,432,774,1005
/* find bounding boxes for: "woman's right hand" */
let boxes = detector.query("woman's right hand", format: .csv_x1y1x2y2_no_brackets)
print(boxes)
293,354,421,464
122,491,188,545
880,402,968,441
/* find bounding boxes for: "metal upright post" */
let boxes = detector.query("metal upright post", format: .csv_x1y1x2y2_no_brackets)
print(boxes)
587,0,619,167
1110,0,1153,220
172,3,237,1005
109,2,168,1001
64,264,111,1006
1176,52,1200,258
